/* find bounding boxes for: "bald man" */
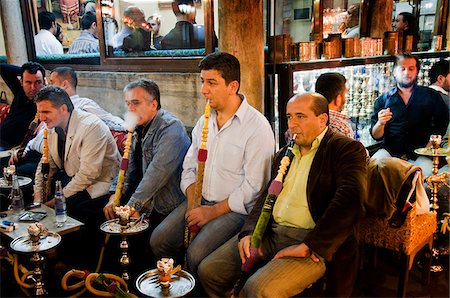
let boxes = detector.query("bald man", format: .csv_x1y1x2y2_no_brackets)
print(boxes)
198,93,367,297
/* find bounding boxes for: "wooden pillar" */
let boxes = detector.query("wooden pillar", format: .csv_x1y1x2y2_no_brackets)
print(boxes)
0,1,28,65
218,0,264,112
369,0,393,38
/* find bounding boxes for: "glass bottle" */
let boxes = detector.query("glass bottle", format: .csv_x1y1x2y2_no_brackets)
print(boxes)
54,181,67,227
10,174,24,214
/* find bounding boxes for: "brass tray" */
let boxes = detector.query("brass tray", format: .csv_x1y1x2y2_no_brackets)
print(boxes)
135,269,195,298
10,233,61,253
99,218,149,235
414,147,449,157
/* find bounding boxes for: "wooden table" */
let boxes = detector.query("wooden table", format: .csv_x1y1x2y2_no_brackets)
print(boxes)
0,204,84,240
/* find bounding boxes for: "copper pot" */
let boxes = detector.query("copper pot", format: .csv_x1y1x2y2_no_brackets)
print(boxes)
384,31,398,55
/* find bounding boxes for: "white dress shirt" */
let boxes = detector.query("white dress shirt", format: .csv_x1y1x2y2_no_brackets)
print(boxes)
34,29,64,55
181,96,275,215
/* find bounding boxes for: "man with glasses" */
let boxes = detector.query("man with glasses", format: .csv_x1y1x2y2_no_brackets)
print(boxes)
103,79,190,235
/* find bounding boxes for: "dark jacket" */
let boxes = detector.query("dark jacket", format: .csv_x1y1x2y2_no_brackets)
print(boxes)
241,129,367,296
0,64,37,149
161,21,205,49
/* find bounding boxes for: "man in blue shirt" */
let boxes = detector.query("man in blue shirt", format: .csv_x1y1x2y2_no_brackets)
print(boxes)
370,54,448,176
68,12,99,54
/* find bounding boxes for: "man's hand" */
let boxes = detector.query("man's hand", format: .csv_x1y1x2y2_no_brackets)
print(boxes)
44,198,55,208
238,235,263,264
8,148,23,165
376,108,393,126
186,205,216,227
130,208,140,219
272,243,319,263
103,194,117,220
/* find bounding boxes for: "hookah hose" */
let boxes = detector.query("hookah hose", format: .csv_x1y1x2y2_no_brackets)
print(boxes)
61,270,133,298
231,135,297,297
15,112,40,161
41,128,49,202
183,102,210,264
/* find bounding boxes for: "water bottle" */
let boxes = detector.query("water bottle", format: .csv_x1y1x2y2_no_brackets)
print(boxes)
10,174,24,214
54,181,67,226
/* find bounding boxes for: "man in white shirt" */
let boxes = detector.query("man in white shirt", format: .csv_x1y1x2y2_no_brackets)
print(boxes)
428,60,449,154
34,11,64,56
150,52,275,275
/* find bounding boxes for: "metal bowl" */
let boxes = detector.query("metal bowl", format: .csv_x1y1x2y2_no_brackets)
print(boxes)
135,268,195,298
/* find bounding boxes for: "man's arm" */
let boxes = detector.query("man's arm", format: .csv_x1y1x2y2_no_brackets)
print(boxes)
303,139,367,261
0,64,22,97
63,122,117,198
225,127,275,215
370,96,391,140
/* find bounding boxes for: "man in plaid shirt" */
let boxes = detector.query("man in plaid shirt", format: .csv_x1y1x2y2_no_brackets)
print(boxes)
315,73,355,139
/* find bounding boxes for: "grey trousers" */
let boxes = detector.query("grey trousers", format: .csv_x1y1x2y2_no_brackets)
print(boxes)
198,223,326,297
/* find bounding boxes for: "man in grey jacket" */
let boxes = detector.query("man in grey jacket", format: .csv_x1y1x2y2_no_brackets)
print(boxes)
33,86,119,218
103,79,191,232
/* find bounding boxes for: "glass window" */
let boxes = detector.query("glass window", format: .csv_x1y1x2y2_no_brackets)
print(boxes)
27,0,217,70
102,0,211,58
323,0,361,39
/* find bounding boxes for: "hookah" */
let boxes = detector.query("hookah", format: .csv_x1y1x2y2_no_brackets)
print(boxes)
41,128,50,202
60,115,139,297
9,223,61,296
231,135,297,297
184,102,210,267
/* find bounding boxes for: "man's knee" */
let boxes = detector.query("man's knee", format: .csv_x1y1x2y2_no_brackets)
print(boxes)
186,246,204,274
149,226,166,256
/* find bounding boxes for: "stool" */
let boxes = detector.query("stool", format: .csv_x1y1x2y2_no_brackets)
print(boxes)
358,207,436,297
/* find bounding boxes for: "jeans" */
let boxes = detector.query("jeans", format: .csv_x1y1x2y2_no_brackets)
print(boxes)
150,199,246,275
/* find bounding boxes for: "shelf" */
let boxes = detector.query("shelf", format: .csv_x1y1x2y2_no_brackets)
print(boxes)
266,50,449,72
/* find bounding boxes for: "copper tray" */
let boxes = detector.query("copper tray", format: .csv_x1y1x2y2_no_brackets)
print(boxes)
135,269,195,298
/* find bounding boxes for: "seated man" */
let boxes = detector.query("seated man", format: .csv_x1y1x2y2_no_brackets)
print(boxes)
68,12,99,54
33,86,119,224
0,62,46,151
315,72,354,138
198,92,367,297
34,11,64,55
150,52,275,275
370,54,448,177
103,79,191,234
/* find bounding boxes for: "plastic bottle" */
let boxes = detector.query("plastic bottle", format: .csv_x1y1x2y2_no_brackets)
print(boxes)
10,174,24,214
54,181,67,226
